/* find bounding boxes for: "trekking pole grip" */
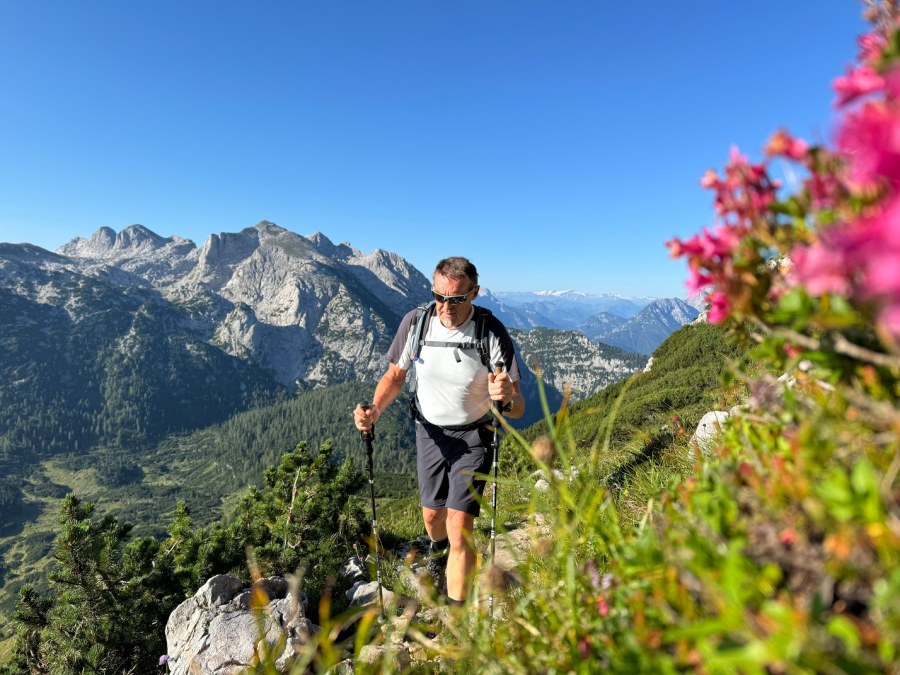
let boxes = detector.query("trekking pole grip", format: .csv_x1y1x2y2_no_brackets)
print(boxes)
358,402,376,442
493,361,505,414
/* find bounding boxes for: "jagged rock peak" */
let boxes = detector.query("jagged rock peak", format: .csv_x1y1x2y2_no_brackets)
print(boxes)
57,226,116,257
247,220,288,239
57,224,189,259
304,231,356,260
191,230,262,292
206,221,290,254
116,224,166,248
91,226,116,248
201,228,260,258
229,221,322,261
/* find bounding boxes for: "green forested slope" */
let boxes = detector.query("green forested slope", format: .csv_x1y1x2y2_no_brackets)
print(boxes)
0,379,417,649
142,379,418,525
513,322,749,493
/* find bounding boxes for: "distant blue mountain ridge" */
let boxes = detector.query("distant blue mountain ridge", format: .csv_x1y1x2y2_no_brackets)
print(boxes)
477,289,700,356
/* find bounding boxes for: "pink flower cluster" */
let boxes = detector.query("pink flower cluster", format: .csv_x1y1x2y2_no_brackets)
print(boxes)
792,32,900,338
667,223,743,323
703,147,781,226
666,147,781,323
671,19,900,341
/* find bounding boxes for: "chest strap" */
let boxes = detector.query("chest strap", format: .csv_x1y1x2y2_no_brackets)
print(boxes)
421,339,479,363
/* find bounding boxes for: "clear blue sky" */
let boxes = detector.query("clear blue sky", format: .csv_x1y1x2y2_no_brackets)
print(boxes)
0,1,867,297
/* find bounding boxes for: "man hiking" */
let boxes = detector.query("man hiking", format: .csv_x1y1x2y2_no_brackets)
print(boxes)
354,256,524,606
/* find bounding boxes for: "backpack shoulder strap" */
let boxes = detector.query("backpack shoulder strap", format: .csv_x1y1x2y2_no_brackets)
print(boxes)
410,301,436,363
473,305,493,368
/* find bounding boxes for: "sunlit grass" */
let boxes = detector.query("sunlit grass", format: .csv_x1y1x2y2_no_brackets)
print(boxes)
0,635,15,667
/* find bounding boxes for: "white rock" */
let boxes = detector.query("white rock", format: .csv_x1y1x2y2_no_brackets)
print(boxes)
690,410,731,458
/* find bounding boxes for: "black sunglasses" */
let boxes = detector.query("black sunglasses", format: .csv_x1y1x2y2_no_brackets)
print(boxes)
432,287,476,305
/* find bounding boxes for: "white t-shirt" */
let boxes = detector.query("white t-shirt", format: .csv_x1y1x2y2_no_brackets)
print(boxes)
387,305,520,427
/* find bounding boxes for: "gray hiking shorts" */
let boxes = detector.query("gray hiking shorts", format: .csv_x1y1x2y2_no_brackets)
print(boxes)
415,420,492,516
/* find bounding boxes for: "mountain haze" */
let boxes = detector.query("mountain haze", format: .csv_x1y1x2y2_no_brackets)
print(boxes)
486,290,697,356
593,298,700,355
489,289,653,326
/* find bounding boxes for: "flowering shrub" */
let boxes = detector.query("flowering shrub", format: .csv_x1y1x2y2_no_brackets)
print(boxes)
668,1,900,353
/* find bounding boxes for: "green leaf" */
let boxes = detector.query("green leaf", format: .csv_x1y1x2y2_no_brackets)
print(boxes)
826,616,860,655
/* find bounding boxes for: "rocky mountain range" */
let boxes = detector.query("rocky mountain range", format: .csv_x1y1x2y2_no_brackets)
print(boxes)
52,221,428,389
0,222,702,450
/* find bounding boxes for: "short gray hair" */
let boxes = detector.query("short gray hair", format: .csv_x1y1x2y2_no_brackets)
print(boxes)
434,257,478,285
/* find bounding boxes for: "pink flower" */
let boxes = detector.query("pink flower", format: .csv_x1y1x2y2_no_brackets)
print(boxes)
857,32,887,65
712,224,742,252
779,528,797,546
886,66,900,99
790,241,852,296
706,291,731,324
579,638,591,659
596,596,610,617
700,169,720,188
667,235,705,259
833,65,886,107
791,193,900,336
866,259,900,296
765,129,809,160
804,172,841,209
836,101,900,189
783,343,801,359
690,226,741,260
850,197,900,297
878,304,900,338
686,268,713,296
729,145,749,167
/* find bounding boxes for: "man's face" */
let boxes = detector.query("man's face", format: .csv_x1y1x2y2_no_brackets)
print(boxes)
432,273,478,329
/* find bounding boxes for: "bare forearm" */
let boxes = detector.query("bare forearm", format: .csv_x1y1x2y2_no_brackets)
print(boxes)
370,367,405,417
355,364,406,431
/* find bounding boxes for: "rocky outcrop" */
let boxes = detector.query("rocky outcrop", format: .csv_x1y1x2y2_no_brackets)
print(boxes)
511,326,645,401
164,574,313,675
164,525,549,673
690,410,731,458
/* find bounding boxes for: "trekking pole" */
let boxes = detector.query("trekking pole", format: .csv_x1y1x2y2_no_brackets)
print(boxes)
488,362,505,621
359,403,386,621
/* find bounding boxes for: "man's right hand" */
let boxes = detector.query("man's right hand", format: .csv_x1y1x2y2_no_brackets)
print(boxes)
354,402,379,433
